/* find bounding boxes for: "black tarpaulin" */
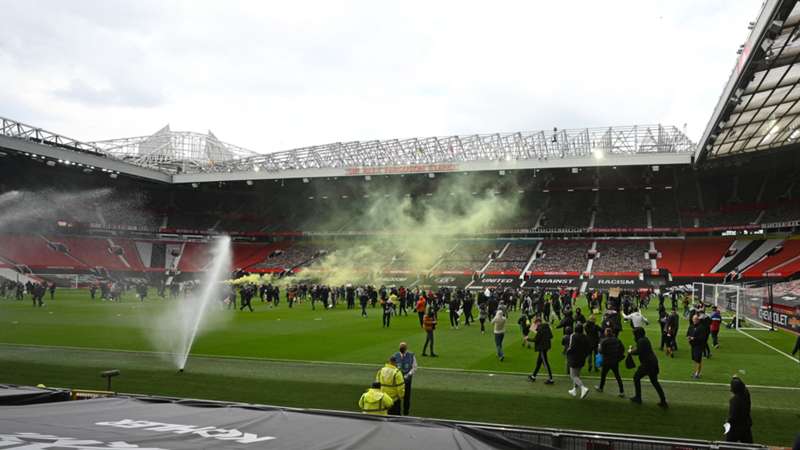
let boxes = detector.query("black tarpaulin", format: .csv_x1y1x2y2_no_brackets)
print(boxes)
0,384,70,405
0,396,550,450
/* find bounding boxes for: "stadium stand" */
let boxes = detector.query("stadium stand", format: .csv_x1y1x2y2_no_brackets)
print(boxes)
233,242,290,270
654,238,733,275
540,191,592,229
594,190,646,228
0,234,87,269
48,236,137,271
591,240,648,273
648,189,681,228
248,242,321,270
485,241,536,272
528,240,589,273
743,239,800,277
437,241,501,272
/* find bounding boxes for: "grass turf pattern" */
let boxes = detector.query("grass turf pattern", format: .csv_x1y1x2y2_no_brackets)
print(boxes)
0,289,798,445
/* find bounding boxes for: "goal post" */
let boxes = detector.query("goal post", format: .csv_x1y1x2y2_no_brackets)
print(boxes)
690,282,771,331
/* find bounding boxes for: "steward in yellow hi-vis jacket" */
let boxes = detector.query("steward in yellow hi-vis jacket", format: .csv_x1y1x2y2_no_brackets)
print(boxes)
358,381,394,415
375,356,405,415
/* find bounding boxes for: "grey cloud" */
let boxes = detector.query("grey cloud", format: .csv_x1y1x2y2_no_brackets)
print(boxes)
52,79,165,108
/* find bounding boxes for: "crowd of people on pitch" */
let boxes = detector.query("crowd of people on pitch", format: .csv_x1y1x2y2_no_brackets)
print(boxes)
3,277,763,442
1,280,55,306
87,281,131,302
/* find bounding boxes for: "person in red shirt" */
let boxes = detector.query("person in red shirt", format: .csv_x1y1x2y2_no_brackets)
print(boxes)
710,306,722,348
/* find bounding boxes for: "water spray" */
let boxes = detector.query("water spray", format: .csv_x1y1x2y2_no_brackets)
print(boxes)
146,235,232,372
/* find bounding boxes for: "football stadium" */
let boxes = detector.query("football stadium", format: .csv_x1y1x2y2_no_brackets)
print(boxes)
2,2,800,450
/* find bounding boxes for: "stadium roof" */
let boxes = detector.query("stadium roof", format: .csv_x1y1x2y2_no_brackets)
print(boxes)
697,0,800,162
91,125,261,173
0,116,694,183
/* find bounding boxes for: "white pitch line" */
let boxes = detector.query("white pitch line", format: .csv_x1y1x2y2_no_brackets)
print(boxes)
738,329,800,363
2,342,799,391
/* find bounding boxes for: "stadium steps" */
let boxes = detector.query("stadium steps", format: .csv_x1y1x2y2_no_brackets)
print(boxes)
519,241,542,279
649,240,657,272
584,241,596,274
496,242,511,259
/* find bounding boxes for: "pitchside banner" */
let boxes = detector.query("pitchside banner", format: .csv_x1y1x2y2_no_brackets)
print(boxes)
0,397,543,450
523,276,580,288
585,275,650,290
763,279,800,333
424,274,474,289
468,275,522,290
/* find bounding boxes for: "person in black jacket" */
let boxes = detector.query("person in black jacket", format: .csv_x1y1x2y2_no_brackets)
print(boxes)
527,318,554,384
557,310,574,335
687,315,708,379
602,309,623,337
725,377,753,443
628,327,668,408
585,315,601,372
666,308,680,355
566,323,590,399
657,305,668,350
595,327,625,397
574,307,586,325
560,326,573,375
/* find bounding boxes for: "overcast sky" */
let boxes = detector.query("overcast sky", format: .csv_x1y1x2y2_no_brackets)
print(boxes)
0,1,760,153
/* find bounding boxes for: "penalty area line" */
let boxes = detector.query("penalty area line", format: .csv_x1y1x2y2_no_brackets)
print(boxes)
0,342,798,391
737,329,800,363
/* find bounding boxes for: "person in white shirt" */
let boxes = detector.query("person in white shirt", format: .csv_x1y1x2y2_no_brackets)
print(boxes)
623,307,649,330
491,309,507,362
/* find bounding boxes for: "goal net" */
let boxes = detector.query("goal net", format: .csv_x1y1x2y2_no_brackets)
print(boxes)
691,282,771,331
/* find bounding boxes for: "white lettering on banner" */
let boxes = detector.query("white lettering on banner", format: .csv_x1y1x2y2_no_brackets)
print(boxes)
759,309,789,327
95,419,275,444
379,277,408,283
436,277,456,283
532,278,573,284
0,432,166,449
597,279,635,285
481,278,513,284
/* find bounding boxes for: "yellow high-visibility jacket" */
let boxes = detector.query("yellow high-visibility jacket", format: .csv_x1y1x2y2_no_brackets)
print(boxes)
375,364,405,401
358,388,394,415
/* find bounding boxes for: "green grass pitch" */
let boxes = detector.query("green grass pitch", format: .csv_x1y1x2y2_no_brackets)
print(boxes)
0,289,798,445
